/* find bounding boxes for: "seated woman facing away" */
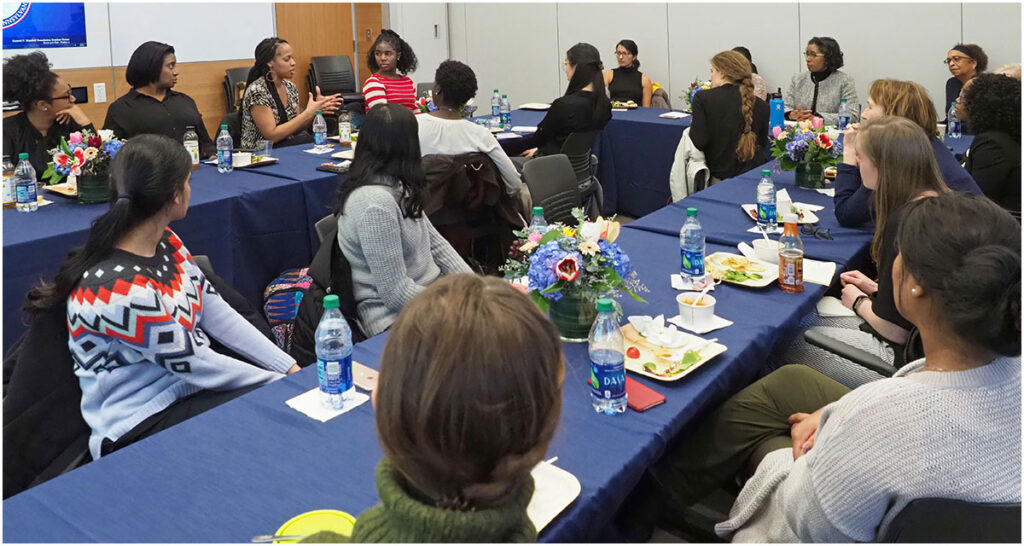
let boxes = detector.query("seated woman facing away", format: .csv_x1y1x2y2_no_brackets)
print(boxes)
834,78,981,227
334,104,472,337
603,39,653,107
416,59,523,197
362,30,418,113
731,46,768,101
23,134,298,461
304,274,565,542
959,73,1021,216
3,52,94,181
688,50,769,182
648,191,1020,542
502,42,612,160
785,36,858,127
239,37,341,149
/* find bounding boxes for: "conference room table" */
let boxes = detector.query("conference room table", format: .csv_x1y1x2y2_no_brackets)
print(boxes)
3,151,875,542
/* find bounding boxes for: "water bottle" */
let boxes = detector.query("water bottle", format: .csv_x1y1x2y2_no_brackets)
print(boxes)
756,169,777,232
779,214,804,293
589,298,627,415
313,110,328,150
315,295,353,410
216,124,233,173
499,94,511,129
947,102,961,139
338,110,353,145
529,206,547,233
2,155,15,205
837,98,851,130
183,125,200,170
491,89,500,117
679,207,706,287
14,153,37,213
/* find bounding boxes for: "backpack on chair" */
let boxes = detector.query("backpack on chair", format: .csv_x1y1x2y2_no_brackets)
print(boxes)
262,267,314,352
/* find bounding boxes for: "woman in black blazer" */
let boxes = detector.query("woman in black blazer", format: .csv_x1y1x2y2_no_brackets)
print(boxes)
961,73,1021,216
689,50,769,181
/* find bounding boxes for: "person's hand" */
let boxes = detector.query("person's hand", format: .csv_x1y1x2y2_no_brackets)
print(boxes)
306,86,342,116
842,125,859,165
521,148,538,158
841,283,868,312
286,363,301,374
790,105,813,121
840,270,878,295
789,407,824,460
55,104,90,126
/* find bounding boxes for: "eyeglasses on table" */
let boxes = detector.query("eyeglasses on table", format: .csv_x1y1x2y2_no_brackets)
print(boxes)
800,223,833,240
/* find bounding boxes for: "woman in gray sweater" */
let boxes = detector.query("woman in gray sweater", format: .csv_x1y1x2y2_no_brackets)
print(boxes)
646,192,1020,541
785,36,859,127
334,104,472,336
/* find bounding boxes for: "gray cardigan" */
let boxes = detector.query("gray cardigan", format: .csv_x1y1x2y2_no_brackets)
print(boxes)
784,70,859,127
336,180,472,336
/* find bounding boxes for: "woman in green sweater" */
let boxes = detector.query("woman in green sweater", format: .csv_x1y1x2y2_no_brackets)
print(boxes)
305,274,565,542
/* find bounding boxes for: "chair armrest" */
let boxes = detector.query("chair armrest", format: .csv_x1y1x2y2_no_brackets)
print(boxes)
804,327,896,377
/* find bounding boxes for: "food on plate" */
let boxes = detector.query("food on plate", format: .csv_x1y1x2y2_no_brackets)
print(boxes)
626,346,641,359
824,165,838,179
707,254,767,283
747,205,806,222
622,324,705,378
611,100,638,108
679,297,711,306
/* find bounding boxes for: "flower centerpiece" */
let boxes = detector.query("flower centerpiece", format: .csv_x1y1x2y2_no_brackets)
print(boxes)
768,118,843,189
680,77,711,113
42,129,125,204
502,209,647,341
416,93,477,118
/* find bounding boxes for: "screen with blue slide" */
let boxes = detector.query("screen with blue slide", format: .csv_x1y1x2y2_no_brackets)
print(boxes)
3,3,86,49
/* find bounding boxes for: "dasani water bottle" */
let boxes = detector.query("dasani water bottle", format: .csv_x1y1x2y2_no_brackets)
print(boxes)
313,110,328,151
757,169,777,232
14,153,37,213
589,298,627,415
216,124,233,173
315,295,353,410
680,207,706,288
499,94,511,128
947,102,961,139
529,206,547,233
491,89,501,117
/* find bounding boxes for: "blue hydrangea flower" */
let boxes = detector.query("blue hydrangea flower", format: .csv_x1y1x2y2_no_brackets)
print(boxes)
103,140,124,158
527,242,573,300
598,240,632,279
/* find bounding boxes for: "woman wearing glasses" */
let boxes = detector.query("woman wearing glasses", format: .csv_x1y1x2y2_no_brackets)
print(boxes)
2,52,94,181
603,40,653,107
784,37,858,127
944,43,987,132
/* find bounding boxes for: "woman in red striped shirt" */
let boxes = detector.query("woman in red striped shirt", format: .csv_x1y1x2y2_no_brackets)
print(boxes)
363,30,419,113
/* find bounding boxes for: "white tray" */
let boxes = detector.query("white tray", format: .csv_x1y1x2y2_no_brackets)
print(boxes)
528,462,581,531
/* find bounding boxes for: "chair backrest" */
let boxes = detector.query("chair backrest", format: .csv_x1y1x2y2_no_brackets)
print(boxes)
309,55,357,95
559,131,598,185
315,214,336,244
219,111,242,147
521,155,581,225
224,67,250,113
416,82,434,98
877,498,1021,542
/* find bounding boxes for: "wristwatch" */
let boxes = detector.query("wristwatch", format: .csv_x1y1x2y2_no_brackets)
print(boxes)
852,294,870,316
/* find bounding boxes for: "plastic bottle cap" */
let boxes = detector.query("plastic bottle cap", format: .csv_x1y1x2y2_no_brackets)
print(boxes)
532,206,544,215
18,153,28,160
596,298,614,313
840,98,847,102
686,207,698,217
494,89,499,92
502,94,507,98
784,213,799,224
761,169,771,177
323,295,340,309
220,124,228,130
316,110,322,114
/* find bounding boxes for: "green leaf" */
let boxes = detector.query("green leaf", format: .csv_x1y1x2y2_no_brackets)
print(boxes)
624,289,648,303
540,280,564,294
59,137,71,155
42,164,55,179
538,229,561,245
529,290,550,312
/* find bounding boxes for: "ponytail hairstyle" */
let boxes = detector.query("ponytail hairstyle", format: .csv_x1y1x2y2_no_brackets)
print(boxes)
896,192,1020,356
711,50,757,162
245,37,288,89
2,52,59,111
375,274,564,510
565,42,612,122
366,29,418,75
334,103,426,219
617,39,640,68
856,116,950,263
22,134,192,317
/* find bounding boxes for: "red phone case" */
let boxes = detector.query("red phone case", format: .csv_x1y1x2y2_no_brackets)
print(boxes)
625,377,666,412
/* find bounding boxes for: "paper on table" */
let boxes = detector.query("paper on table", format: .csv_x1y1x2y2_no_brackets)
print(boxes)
659,111,690,119
510,126,538,133
795,201,825,212
816,188,836,197
738,241,835,286
817,296,857,317
612,108,628,112
671,274,717,291
331,149,354,160
286,388,370,422
495,133,522,140
303,146,335,155
528,461,580,531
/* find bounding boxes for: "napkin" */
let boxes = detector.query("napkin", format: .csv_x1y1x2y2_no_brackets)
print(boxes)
612,108,628,112
737,242,836,286
659,111,690,119
816,296,857,317
286,387,370,422
816,188,836,197
495,133,522,140
670,274,716,291
667,314,733,334
511,126,538,133
627,315,691,348
794,201,825,212
304,146,335,155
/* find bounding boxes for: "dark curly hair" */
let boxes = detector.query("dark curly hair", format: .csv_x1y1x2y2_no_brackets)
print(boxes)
367,29,417,75
2,52,59,109
962,73,1021,141
951,43,989,72
433,60,477,108
808,36,844,71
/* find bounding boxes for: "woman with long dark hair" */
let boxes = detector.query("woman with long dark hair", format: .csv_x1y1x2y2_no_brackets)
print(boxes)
334,104,471,336
504,42,612,159
239,37,341,149
603,39,653,107
25,134,298,461
785,37,858,126
362,30,418,113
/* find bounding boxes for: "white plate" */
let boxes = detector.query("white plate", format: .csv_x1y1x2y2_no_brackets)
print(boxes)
528,462,580,531
705,252,779,288
331,149,355,160
741,203,819,225
518,103,551,111
621,325,727,382
488,126,504,133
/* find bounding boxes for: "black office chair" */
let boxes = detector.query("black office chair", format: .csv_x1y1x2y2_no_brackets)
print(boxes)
309,55,364,106
218,111,242,149
559,131,603,219
223,67,249,113
521,155,581,226
416,82,434,98
877,498,1021,542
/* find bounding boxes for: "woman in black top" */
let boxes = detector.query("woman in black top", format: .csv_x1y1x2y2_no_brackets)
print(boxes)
960,73,1021,216
502,43,612,159
689,50,769,181
944,43,987,132
603,39,652,107
2,52,94,181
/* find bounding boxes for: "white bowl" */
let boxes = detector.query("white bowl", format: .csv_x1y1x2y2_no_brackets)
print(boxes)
231,152,252,167
676,292,716,328
752,239,781,264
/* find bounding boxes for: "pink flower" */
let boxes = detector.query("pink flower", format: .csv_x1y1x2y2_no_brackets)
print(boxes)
527,230,543,243
68,132,83,145
555,255,580,282
816,133,833,150
772,126,785,139
811,117,824,130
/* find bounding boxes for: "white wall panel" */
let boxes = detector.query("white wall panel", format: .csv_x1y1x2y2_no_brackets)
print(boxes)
389,3,450,89
963,3,1022,74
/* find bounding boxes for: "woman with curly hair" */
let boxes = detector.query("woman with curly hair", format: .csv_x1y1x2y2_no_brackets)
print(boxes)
943,43,987,130
960,73,1021,215
785,37,858,127
362,30,418,113
689,50,769,182
2,52,94,181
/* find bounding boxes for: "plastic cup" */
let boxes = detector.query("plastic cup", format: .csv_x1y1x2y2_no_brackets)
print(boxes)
676,292,716,327
752,239,781,264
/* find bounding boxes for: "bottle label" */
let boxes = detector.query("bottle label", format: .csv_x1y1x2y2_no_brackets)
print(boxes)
317,354,353,394
314,132,326,146
590,359,625,400
185,142,199,164
838,115,851,130
16,184,31,203
2,175,13,203
218,149,232,167
757,203,777,223
779,254,803,288
338,124,351,142
681,247,704,277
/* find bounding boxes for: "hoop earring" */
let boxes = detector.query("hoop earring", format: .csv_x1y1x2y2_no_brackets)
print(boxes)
265,71,274,82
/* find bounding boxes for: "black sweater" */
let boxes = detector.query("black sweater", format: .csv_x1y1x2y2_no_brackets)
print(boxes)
2,113,94,181
689,84,770,180
502,90,611,157
965,131,1021,215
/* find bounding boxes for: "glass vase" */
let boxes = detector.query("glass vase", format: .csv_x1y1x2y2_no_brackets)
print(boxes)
77,173,110,204
794,162,825,189
548,291,598,343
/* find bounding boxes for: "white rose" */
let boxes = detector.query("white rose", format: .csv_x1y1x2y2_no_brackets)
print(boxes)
580,222,602,242
98,129,115,142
